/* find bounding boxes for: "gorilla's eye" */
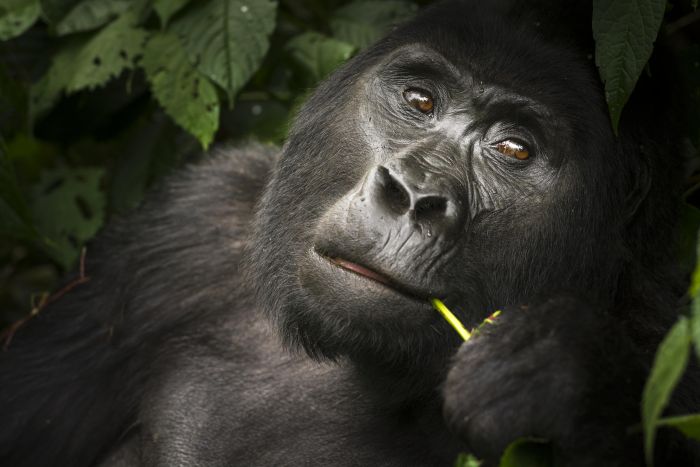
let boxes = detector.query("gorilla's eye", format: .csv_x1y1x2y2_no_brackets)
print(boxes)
495,140,530,160
403,88,434,114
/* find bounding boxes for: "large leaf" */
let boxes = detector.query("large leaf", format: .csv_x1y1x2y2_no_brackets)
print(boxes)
642,317,692,465
0,0,40,40
656,414,700,441
330,0,417,49
29,15,148,120
592,0,666,132
142,33,219,149
286,32,355,85
30,167,105,269
153,0,190,27
53,0,132,35
170,0,277,105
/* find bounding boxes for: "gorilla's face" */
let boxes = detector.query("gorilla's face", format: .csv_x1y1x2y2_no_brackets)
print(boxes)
251,4,622,369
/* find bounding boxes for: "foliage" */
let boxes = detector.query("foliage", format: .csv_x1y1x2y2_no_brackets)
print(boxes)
0,1,699,465
0,0,418,302
641,232,700,466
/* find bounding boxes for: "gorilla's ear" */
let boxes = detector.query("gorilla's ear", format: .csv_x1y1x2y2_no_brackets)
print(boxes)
623,156,652,223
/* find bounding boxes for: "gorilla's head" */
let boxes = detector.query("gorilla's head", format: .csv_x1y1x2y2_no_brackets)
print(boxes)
250,0,681,373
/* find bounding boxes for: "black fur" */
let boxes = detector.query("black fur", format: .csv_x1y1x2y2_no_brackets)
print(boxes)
1,1,699,466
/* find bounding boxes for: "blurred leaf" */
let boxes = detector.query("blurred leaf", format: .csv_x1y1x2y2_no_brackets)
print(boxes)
53,0,132,35
657,414,700,440
108,114,193,213
454,452,482,467
0,62,29,134
5,133,57,183
142,33,219,149
39,0,79,23
693,298,700,363
592,0,666,132
170,0,277,105
30,167,105,269
0,0,40,40
29,39,79,121
499,438,552,467
286,31,354,84
0,143,36,240
153,0,190,27
642,317,692,465
330,0,417,49
29,15,148,121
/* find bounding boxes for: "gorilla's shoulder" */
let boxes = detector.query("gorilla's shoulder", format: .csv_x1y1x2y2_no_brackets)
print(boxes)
171,143,278,203
96,143,278,258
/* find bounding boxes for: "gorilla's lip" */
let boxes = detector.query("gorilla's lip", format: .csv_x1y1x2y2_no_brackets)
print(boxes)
314,249,430,302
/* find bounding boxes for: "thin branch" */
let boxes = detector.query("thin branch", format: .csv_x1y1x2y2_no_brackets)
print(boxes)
1,248,91,351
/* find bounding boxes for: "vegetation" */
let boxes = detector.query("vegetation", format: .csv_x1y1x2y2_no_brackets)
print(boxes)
0,0,699,465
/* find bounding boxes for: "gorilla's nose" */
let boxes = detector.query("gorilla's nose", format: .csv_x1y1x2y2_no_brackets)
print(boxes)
365,164,463,238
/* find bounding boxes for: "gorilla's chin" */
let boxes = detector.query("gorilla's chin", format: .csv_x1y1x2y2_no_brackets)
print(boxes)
260,246,457,366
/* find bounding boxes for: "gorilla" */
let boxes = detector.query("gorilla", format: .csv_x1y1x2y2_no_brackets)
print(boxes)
1,0,699,466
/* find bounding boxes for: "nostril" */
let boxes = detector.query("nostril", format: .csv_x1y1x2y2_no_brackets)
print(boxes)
375,166,410,215
414,196,447,223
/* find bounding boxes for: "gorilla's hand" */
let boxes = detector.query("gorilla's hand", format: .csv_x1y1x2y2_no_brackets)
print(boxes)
442,297,643,466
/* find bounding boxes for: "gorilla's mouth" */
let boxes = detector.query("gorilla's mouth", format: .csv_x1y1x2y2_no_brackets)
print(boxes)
328,257,393,286
315,249,430,302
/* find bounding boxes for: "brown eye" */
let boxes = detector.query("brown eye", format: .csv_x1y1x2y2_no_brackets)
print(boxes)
496,140,530,160
403,88,434,114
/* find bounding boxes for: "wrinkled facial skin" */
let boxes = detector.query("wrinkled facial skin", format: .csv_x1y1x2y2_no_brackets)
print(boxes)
250,6,622,372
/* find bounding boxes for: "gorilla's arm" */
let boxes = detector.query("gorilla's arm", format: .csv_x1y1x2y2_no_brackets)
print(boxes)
443,297,700,466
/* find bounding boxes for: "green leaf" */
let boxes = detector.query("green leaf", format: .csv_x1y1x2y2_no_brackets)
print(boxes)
170,0,277,105
642,317,692,465
153,0,190,27
499,438,553,467
330,0,417,49
286,32,355,85
142,33,219,149
657,414,700,441
592,0,666,132
454,452,482,467
0,0,40,40
30,167,105,269
29,15,148,120
53,0,132,35
690,231,700,362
